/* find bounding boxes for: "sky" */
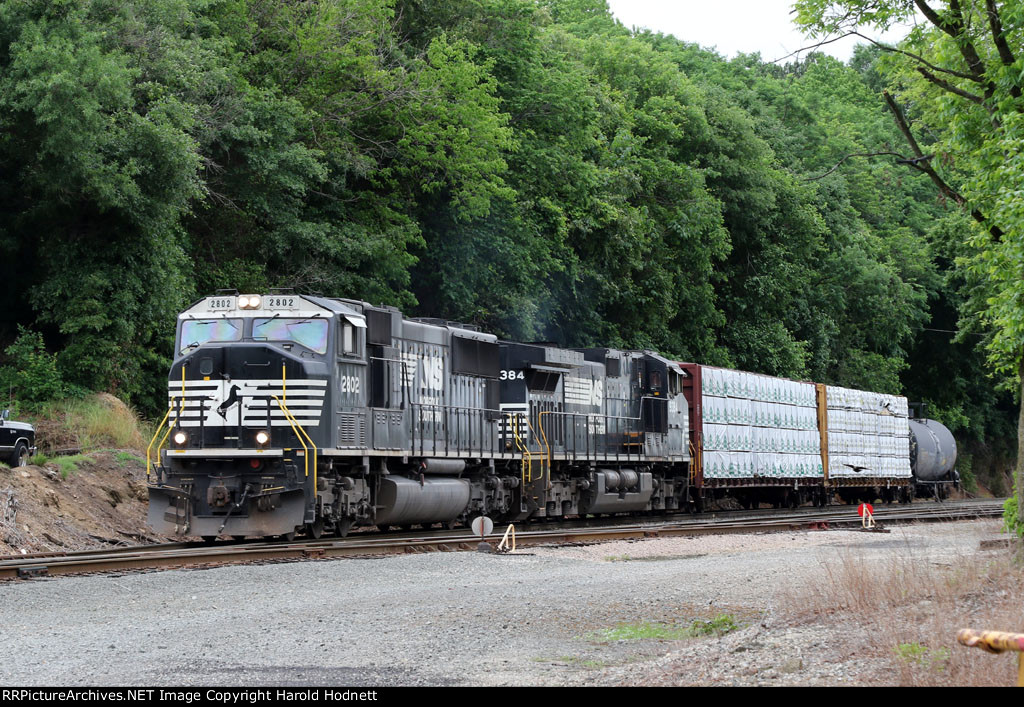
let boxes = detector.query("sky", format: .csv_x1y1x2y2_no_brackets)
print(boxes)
605,0,913,63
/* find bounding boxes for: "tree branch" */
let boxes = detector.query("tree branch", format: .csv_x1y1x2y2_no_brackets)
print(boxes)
851,31,980,81
883,90,1003,241
916,66,985,103
772,30,980,83
804,151,918,181
769,31,861,64
915,0,989,87
985,0,1016,66
985,0,1022,99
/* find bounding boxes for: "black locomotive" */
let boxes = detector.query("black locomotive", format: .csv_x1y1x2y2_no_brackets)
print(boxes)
148,293,689,539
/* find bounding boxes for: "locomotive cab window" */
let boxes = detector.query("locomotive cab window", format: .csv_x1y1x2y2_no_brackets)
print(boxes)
650,370,663,390
251,317,329,354
342,322,355,354
669,370,682,396
339,320,364,358
179,318,242,354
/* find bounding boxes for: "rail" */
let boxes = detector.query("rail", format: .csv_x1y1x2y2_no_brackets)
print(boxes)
535,396,669,468
408,399,674,469
1,499,1005,580
409,403,517,459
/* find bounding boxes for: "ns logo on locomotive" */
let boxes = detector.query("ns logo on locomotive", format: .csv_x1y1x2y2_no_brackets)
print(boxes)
147,292,957,541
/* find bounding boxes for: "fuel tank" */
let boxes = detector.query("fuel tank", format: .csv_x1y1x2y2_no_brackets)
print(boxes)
909,419,957,482
373,476,471,525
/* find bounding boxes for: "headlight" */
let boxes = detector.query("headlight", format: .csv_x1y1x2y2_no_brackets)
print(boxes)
173,430,188,446
255,430,270,446
238,295,261,309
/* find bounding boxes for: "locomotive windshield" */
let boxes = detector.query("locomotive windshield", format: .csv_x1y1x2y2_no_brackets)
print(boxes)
179,318,242,353
252,317,329,354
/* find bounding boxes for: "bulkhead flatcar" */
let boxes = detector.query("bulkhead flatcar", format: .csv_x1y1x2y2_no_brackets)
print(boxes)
678,364,919,509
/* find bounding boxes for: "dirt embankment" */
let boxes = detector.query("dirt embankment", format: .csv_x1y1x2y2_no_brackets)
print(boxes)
0,450,163,555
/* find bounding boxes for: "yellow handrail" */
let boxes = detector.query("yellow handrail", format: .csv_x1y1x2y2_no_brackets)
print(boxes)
538,410,553,489
507,412,532,486
290,405,317,478
148,364,187,479
275,365,320,493
523,412,543,475
153,396,185,475
270,393,305,475
275,365,319,493
272,391,315,495
146,400,175,478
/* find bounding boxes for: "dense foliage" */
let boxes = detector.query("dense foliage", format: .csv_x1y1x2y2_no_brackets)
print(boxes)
0,0,1016,477
795,0,1024,529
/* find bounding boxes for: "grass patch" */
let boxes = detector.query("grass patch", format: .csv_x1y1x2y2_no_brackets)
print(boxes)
115,451,143,467
43,453,93,480
780,541,1024,686
32,393,152,453
588,614,740,642
63,395,151,450
894,642,950,670
688,614,740,636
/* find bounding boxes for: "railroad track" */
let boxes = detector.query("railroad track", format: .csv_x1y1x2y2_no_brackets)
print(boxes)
0,498,1006,580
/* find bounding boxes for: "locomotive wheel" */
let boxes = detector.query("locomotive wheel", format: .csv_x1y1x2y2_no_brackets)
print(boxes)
337,518,353,538
306,518,324,539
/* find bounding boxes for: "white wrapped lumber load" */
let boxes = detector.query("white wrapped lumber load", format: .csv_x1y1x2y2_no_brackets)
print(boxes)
825,385,912,479
700,366,822,480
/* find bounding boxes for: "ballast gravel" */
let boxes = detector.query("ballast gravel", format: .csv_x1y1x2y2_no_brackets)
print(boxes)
0,519,1000,686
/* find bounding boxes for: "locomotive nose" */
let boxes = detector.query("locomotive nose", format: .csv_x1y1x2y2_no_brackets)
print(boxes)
179,343,280,380
169,343,325,449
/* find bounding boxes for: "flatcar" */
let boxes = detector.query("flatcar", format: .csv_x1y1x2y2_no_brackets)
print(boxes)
146,292,955,539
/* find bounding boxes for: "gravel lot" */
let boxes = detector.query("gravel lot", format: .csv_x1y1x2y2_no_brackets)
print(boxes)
0,519,1001,686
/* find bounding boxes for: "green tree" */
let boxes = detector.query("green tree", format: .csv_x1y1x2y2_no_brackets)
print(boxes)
0,327,65,404
795,0,1024,521
0,0,202,406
